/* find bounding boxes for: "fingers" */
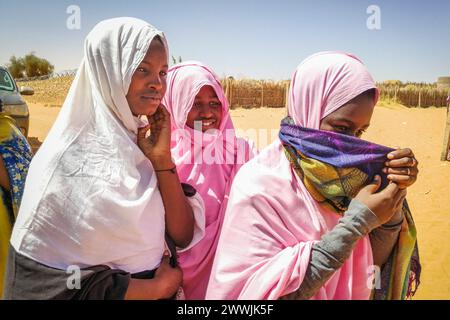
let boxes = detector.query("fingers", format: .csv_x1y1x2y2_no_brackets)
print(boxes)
158,103,170,117
385,148,418,172
147,106,170,133
137,124,151,140
386,174,417,188
148,115,156,125
384,149,418,189
383,167,419,177
387,148,414,160
161,250,171,264
364,175,382,194
147,105,162,122
148,111,161,123
379,180,399,196
385,156,417,168
148,104,169,120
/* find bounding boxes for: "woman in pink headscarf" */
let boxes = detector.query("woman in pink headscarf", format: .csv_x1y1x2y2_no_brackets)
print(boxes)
163,61,257,299
206,52,420,300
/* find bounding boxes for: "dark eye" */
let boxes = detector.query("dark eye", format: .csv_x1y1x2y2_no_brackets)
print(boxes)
210,101,221,108
356,129,366,137
160,70,167,77
137,67,147,73
334,126,349,133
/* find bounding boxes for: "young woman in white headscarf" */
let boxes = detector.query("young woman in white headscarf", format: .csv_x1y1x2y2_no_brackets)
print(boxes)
3,17,205,300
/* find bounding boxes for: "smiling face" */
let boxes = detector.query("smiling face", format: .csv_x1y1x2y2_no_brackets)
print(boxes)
126,36,168,116
319,89,376,138
186,85,223,132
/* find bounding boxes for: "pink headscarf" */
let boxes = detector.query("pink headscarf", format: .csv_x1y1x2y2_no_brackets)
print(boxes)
163,61,257,299
206,52,379,300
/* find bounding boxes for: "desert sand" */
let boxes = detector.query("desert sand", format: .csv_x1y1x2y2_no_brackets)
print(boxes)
28,102,450,299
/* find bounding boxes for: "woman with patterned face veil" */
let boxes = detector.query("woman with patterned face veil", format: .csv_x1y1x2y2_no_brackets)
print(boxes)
206,52,420,300
3,18,205,300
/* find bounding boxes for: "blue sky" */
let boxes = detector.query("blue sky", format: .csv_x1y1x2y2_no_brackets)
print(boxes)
1,0,449,82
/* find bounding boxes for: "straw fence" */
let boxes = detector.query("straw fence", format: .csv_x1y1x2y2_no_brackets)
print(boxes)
223,78,450,108
16,75,450,109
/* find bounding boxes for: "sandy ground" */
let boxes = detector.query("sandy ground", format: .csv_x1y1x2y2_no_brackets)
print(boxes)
28,103,61,152
28,102,450,299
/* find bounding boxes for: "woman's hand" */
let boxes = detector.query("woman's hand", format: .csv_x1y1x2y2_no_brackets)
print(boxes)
124,251,182,300
137,104,173,169
153,251,183,299
137,104,195,248
383,148,419,189
355,175,407,225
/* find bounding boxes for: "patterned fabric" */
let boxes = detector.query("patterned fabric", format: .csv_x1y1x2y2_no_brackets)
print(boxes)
279,116,393,213
0,114,33,297
279,116,421,300
373,200,421,300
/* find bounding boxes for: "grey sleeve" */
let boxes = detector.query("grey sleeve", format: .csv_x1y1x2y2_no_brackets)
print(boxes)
3,246,131,300
369,221,402,268
280,199,381,300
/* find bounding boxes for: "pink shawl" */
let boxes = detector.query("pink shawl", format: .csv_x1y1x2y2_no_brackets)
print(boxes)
206,52,378,300
163,61,257,299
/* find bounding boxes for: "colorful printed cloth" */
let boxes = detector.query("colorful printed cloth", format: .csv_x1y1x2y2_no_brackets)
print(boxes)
0,114,32,296
279,116,393,213
279,116,420,300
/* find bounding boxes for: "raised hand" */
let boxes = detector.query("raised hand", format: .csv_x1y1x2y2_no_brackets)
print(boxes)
355,175,407,225
383,148,419,189
137,104,174,169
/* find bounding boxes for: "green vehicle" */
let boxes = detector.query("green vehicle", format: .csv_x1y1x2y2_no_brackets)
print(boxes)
0,66,33,137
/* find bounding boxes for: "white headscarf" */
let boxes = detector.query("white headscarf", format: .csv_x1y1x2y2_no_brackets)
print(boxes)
11,17,205,273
